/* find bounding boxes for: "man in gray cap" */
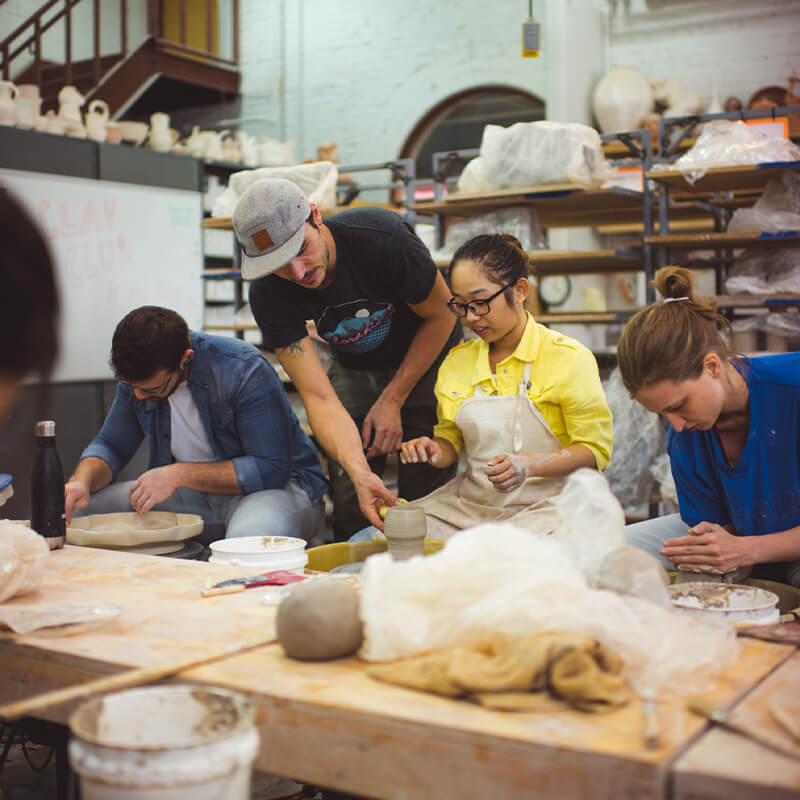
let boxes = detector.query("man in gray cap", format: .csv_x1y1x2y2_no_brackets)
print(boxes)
233,178,460,537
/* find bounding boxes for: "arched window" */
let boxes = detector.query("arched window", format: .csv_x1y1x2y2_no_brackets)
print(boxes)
399,85,546,182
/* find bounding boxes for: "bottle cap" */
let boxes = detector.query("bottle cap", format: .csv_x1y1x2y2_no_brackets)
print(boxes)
35,420,56,437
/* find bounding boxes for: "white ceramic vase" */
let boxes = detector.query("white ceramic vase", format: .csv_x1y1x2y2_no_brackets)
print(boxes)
592,65,653,134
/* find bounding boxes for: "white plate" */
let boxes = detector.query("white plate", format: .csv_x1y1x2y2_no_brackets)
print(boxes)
0,602,123,635
67,512,203,547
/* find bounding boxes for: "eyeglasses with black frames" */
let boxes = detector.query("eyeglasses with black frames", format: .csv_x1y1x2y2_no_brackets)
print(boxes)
447,281,517,318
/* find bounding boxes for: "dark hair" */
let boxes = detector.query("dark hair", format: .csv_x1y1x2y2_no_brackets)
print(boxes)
111,306,189,382
0,188,59,377
448,233,532,303
617,265,732,396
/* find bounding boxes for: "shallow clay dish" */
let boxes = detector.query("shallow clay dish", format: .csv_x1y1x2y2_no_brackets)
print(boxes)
746,85,787,110
67,511,203,547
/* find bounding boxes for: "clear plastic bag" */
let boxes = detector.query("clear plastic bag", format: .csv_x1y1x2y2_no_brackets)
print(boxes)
0,521,49,603
457,121,614,193
429,206,546,262
725,247,800,295
728,171,800,233
652,120,800,184
602,368,666,512
649,453,679,513
212,161,339,217
359,520,739,697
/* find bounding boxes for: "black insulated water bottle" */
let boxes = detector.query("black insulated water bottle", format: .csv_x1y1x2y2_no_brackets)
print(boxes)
30,420,66,549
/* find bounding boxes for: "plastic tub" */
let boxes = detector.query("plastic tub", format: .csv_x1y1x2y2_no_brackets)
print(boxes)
68,685,258,800
208,535,308,574
306,539,444,572
669,582,780,625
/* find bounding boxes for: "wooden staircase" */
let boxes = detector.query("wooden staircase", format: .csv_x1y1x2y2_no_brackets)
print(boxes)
1,0,240,118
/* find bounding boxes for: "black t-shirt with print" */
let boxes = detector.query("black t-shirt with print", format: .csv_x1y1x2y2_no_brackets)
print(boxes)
250,207,459,371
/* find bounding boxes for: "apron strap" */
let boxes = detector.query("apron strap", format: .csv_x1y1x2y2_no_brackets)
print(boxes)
512,363,533,453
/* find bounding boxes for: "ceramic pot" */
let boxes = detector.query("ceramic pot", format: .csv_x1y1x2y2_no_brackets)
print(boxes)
105,122,122,145
45,109,66,135
149,111,170,133
592,65,653,134
383,506,427,561
185,125,206,157
15,96,39,129
84,99,109,142
148,127,178,152
58,84,85,108
0,80,18,126
34,113,49,132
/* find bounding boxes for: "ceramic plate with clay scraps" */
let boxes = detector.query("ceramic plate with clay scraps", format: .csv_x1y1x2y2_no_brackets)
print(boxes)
67,511,203,547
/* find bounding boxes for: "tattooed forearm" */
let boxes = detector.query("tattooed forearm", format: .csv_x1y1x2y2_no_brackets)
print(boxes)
279,340,305,358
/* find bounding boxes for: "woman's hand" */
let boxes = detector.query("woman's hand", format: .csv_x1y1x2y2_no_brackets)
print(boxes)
661,521,757,573
485,454,530,493
399,437,443,466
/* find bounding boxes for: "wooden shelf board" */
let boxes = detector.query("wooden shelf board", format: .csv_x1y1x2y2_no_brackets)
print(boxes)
647,231,800,248
715,293,800,309
436,249,642,275
409,186,645,228
202,217,233,229
646,161,800,194
537,310,637,325
597,218,716,235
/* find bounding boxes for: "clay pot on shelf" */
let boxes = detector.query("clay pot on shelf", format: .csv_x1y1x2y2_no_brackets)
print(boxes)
84,99,110,142
57,85,85,123
15,84,42,130
105,122,122,145
592,65,653,134
0,81,18,126
45,109,67,135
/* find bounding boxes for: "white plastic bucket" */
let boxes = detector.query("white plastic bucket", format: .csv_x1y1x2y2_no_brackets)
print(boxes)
208,535,308,574
669,582,780,625
68,685,259,800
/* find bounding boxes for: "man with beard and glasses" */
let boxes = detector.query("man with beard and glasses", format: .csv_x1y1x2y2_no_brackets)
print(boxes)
63,306,327,541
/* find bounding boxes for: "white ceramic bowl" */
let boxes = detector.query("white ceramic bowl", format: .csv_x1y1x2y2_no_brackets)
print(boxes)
117,120,149,146
669,582,780,625
208,535,308,574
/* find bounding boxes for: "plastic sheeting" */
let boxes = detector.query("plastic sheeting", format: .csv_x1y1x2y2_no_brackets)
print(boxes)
428,206,546,263
725,247,800,295
651,120,800,183
0,521,49,603
728,170,800,234
602,368,666,512
211,161,339,218
457,121,614,193
359,472,739,697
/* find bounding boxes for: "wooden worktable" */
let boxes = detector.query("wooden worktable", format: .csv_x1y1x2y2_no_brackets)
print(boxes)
0,546,796,800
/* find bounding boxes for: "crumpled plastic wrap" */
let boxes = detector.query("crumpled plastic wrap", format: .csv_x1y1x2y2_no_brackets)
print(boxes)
428,206,545,262
358,522,739,696
602,368,666,512
728,171,800,233
651,120,800,184
457,121,614,193
211,161,338,218
0,521,49,603
725,247,800,294
549,469,625,578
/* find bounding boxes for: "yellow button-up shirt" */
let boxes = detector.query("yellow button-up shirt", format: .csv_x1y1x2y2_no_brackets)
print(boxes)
433,314,613,470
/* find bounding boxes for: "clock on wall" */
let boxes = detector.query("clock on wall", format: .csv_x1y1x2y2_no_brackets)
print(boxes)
537,275,572,308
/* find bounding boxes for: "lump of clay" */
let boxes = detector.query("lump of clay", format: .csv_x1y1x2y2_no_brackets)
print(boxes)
0,521,49,603
593,546,671,608
276,579,363,661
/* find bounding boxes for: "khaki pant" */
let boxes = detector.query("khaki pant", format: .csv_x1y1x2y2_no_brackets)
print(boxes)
327,359,456,540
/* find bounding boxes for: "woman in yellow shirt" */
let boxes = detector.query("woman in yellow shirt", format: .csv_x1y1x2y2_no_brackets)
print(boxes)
399,233,613,540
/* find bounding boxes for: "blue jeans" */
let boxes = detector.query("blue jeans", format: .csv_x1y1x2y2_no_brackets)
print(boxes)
77,478,324,542
626,513,800,587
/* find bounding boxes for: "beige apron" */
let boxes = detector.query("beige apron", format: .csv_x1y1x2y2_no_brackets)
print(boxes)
411,363,565,540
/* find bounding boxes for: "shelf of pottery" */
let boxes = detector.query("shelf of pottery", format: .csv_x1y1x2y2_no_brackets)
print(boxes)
406,126,662,358
200,158,421,348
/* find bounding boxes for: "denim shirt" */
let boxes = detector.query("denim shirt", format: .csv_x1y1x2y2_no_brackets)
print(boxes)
81,332,327,503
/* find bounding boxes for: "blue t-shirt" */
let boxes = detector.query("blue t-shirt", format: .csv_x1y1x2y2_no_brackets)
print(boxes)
668,353,800,536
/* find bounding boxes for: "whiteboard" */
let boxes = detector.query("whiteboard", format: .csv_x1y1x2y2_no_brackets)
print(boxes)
0,168,203,382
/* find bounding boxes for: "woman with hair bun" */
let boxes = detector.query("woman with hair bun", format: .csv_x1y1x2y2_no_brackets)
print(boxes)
393,233,613,539
619,265,800,586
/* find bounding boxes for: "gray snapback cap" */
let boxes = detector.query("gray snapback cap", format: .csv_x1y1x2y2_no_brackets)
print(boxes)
232,178,311,280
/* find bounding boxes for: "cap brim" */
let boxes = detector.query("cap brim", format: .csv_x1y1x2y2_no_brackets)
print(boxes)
240,225,305,280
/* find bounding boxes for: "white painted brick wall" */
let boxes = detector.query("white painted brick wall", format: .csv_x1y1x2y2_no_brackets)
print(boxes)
609,0,800,111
